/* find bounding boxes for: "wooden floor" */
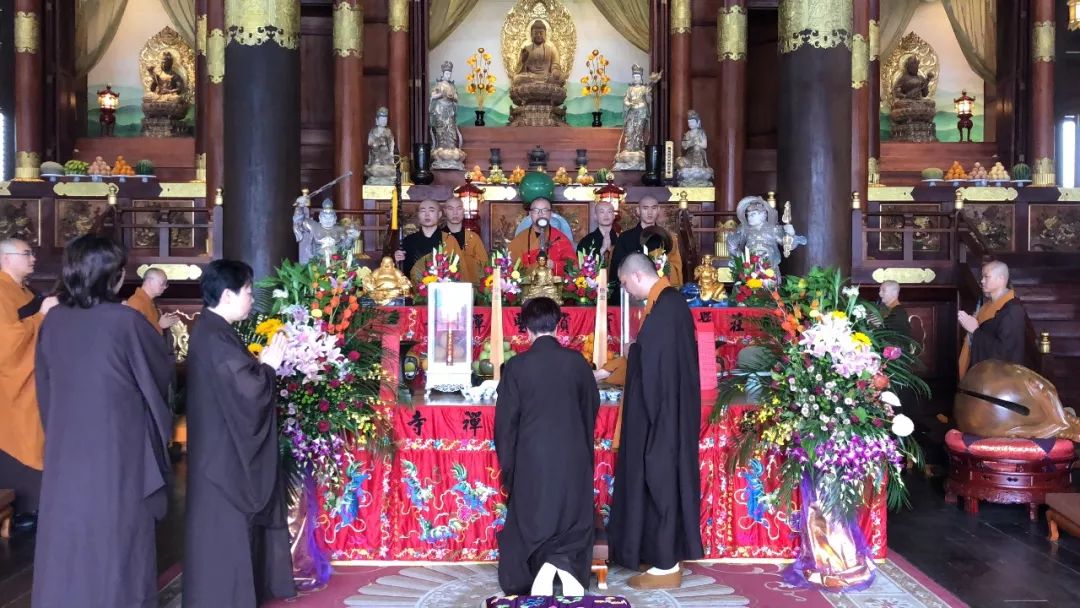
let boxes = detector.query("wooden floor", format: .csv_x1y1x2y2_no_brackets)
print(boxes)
1,435,1079,607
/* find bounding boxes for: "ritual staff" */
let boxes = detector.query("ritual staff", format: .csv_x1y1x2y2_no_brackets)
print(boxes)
610,196,683,290
878,280,911,339
32,236,174,607
607,253,703,590
508,197,575,276
0,239,56,531
183,260,295,606
441,197,488,285
395,199,446,279
495,297,600,597
125,267,180,335
577,199,618,266
958,260,1026,379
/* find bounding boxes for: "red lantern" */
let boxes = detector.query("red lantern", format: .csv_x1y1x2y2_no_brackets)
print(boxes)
454,178,485,233
594,182,625,211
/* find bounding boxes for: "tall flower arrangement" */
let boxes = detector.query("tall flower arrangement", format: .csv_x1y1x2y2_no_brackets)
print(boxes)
562,251,602,305
479,249,522,305
716,267,926,520
412,246,461,305
252,258,395,510
729,249,776,307
579,49,611,110
466,47,496,110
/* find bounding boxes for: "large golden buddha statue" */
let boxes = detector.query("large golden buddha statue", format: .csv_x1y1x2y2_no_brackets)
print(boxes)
503,1,575,127
139,27,195,137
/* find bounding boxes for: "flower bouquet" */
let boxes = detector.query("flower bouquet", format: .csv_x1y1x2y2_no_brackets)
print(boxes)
729,249,776,307
411,245,461,305
715,267,926,591
465,48,496,110
580,50,611,111
647,248,670,279
562,251,602,305
479,249,522,305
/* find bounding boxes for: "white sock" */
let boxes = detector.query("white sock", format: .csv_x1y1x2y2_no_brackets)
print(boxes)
646,563,681,576
556,568,585,596
531,562,556,596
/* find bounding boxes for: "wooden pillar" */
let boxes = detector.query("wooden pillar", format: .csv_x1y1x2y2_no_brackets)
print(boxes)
717,1,747,212
333,0,364,210
867,0,880,185
388,0,410,162
777,0,853,275
195,0,207,181
851,0,869,200
1031,0,1055,186
13,0,42,179
204,0,225,199
223,0,300,277
669,0,691,146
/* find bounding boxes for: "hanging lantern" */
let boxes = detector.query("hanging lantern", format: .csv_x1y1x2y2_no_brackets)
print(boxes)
454,177,485,219
594,182,625,211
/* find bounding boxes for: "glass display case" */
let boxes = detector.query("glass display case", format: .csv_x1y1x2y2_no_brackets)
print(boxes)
425,282,474,396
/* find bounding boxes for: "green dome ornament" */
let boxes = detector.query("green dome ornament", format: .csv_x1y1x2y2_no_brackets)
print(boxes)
518,170,555,208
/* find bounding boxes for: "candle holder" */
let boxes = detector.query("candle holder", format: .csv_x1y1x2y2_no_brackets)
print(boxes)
97,85,119,137
489,148,502,170
575,149,588,170
954,90,975,143
411,143,434,184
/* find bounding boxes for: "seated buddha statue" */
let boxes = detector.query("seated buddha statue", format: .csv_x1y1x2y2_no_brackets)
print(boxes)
888,55,937,142
362,256,412,305
141,50,190,137
147,51,185,98
508,20,567,127
520,253,563,304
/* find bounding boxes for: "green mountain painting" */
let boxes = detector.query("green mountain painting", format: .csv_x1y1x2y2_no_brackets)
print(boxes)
879,111,984,143
86,84,195,137
450,82,629,128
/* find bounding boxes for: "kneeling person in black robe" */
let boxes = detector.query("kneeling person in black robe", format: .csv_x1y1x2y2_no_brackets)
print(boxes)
495,297,601,596
608,253,703,590
183,260,295,607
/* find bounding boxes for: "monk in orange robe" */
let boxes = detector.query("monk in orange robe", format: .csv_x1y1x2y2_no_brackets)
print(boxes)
0,238,58,521
958,261,1026,379
441,197,488,286
125,267,179,335
508,197,575,276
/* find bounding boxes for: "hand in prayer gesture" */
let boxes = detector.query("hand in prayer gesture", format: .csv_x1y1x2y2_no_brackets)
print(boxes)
41,295,59,316
957,310,979,333
259,332,287,371
159,312,180,329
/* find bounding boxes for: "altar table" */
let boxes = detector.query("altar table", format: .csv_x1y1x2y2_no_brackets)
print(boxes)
314,396,887,563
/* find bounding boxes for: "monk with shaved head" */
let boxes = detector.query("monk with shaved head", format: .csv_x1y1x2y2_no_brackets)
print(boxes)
958,260,1027,378
125,266,179,334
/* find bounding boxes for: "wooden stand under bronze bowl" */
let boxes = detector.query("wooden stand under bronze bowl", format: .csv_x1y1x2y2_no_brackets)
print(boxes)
943,429,1076,521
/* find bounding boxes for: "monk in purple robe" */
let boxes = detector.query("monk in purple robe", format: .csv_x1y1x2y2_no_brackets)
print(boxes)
183,259,294,607
32,236,174,608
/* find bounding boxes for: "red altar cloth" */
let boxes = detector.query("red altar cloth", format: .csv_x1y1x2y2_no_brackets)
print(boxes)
314,397,887,563
383,306,767,372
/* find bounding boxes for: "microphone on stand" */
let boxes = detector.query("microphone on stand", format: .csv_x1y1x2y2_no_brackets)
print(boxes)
537,217,550,257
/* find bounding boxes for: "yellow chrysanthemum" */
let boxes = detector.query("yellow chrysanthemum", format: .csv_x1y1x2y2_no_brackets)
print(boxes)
511,270,521,280
485,275,495,288
747,278,763,289
831,311,847,320
311,309,323,319
247,343,263,355
255,318,283,338
422,275,439,284
852,332,871,345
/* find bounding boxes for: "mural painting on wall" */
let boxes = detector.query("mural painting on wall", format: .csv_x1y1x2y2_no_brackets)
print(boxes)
430,0,650,128
962,204,1013,253
0,200,41,246
86,1,196,137
1029,205,1080,253
879,1,988,143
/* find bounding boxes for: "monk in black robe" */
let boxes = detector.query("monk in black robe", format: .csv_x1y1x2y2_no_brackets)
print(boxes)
610,197,684,290
32,236,174,608
958,261,1027,379
183,260,295,607
395,199,445,278
495,297,601,596
607,253,703,590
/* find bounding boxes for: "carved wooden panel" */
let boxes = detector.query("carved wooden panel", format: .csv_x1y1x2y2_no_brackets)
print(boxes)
0,199,42,246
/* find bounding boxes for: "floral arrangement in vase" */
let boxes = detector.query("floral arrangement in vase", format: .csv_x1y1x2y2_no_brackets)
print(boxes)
716,267,926,590
412,245,461,304
479,249,523,305
561,251,602,305
244,258,395,511
465,47,496,110
646,248,670,280
729,249,776,307
580,49,611,125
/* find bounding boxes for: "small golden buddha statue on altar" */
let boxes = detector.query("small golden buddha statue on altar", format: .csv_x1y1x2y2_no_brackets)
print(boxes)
520,253,563,304
362,257,412,305
693,255,727,302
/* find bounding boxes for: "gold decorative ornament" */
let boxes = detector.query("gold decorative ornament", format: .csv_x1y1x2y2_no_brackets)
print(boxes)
1033,21,1055,63
1058,188,1080,202
868,19,879,61
214,187,224,206
196,15,208,54
0,182,10,196
778,0,852,54
851,33,868,88
1033,157,1056,186
865,187,914,202
671,0,692,35
14,151,40,180
224,0,300,49
666,187,715,202
717,5,748,62
53,182,111,197
954,186,1018,202
208,29,226,83
871,267,936,284
159,182,207,198
501,0,576,87
851,191,861,209
388,0,409,33
14,11,39,54
881,32,938,111
1039,332,1052,354
138,263,203,281
333,2,363,58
